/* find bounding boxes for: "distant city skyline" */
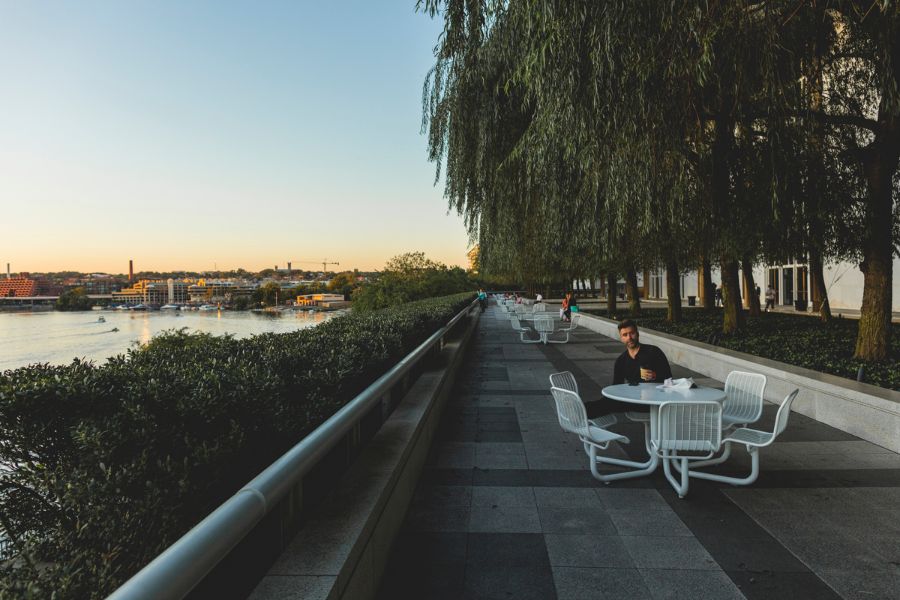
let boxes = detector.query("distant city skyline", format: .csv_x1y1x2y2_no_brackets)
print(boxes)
1,2,470,273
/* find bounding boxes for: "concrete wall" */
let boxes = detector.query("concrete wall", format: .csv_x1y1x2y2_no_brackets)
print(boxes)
577,313,900,453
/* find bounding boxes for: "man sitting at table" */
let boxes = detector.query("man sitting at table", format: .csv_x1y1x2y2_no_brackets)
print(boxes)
613,319,672,385
589,319,674,418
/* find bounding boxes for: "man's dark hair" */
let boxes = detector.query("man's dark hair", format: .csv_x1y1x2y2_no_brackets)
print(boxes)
617,319,638,332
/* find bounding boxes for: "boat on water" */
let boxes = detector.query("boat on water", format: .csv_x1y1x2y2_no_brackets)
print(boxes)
97,316,106,323
130,304,148,311
198,304,219,311
160,304,180,310
115,305,130,311
91,305,104,311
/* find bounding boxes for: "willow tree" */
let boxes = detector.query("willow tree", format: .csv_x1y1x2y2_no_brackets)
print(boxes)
420,1,897,353
794,4,900,360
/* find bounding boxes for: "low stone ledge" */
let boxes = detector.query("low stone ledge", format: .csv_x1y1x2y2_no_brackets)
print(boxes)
248,310,479,600
578,313,900,453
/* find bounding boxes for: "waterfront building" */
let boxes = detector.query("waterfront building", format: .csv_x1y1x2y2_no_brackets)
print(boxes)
187,279,256,303
112,279,190,305
296,293,346,307
0,276,37,297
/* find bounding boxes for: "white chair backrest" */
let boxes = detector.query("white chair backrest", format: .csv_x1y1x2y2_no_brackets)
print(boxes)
533,302,547,313
534,316,554,333
511,316,525,330
514,304,528,318
550,387,589,437
773,389,800,437
723,371,767,422
549,371,578,393
656,401,722,453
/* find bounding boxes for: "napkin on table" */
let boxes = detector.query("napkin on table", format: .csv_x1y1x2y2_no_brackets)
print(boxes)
657,377,694,390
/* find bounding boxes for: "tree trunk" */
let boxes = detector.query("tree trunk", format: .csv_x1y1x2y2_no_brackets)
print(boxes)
720,258,744,334
700,256,714,310
855,132,897,359
606,272,617,314
625,269,641,316
643,269,651,298
809,250,832,323
742,257,761,317
666,261,682,323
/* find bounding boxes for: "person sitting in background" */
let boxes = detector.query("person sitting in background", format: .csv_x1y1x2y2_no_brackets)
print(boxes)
561,291,576,322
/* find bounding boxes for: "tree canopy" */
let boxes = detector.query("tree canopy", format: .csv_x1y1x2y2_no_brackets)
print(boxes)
420,0,900,360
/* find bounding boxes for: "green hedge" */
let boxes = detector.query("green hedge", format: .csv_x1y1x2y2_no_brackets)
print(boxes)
584,308,899,391
0,293,474,598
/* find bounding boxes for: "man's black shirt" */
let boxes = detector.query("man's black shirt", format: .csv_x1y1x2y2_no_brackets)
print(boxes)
613,344,673,384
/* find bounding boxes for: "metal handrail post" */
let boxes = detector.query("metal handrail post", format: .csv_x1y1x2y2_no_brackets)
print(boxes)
108,300,477,600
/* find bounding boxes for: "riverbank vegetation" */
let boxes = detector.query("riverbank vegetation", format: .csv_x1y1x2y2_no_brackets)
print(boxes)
585,308,900,391
352,252,474,311
0,292,473,598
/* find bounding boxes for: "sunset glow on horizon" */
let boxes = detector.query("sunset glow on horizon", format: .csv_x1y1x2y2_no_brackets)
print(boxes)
1,1,471,274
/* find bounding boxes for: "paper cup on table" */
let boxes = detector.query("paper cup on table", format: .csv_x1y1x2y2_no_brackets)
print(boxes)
640,367,652,381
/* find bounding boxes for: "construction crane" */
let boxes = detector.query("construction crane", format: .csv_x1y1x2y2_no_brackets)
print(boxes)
294,259,340,273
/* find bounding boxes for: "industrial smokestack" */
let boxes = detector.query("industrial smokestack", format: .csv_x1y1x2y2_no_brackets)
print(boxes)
6,263,10,280
129,260,134,282
287,262,292,277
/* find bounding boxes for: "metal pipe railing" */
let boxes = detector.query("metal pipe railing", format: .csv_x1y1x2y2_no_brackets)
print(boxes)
108,300,477,600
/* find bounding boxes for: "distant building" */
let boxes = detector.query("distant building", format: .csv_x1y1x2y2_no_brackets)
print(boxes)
188,279,256,303
0,276,37,297
296,293,346,307
112,279,189,305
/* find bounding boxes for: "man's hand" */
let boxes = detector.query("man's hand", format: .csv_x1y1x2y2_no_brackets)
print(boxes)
639,368,656,381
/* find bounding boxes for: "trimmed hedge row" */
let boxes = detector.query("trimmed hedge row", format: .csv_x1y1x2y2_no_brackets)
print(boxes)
0,293,474,599
584,308,899,391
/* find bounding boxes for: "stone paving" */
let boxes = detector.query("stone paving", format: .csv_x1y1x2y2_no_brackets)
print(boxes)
376,304,900,600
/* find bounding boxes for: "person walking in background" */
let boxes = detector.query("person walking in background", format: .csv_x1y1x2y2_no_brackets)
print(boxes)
477,288,487,312
714,284,722,307
765,285,776,312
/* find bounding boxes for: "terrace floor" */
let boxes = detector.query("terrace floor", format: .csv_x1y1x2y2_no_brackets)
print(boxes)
376,304,900,600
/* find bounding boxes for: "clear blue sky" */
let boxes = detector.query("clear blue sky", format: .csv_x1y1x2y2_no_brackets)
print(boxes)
0,1,470,273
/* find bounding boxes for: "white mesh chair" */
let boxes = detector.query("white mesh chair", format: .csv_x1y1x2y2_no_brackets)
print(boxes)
532,302,547,314
510,317,539,343
533,315,555,344
686,389,800,487
558,313,581,332
549,371,616,429
652,401,723,498
514,304,529,320
722,371,767,429
550,387,633,483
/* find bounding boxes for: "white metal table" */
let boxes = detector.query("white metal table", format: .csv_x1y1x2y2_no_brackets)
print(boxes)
594,383,726,483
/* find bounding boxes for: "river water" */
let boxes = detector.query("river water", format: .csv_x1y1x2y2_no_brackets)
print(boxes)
0,309,338,372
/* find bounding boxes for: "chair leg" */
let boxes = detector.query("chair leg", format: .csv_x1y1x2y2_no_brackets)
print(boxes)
661,452,690,498
686,446,761,486
589,444,659,483
672,442,732,473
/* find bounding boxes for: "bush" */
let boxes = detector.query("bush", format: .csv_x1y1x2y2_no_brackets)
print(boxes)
0,292,474,598
583,308,899,391
352,252,474,312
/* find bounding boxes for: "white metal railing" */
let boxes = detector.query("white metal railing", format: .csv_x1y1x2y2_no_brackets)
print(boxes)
108,299,477,600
